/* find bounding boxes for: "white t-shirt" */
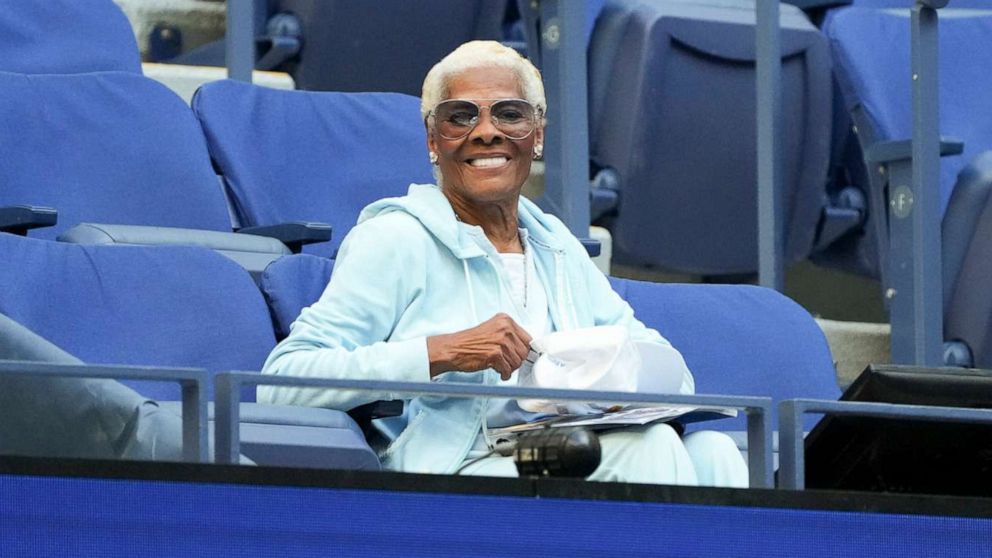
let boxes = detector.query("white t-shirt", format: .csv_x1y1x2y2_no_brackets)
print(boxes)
467,229,556,455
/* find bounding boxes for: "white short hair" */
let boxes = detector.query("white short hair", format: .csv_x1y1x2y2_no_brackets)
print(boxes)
421,41,547,123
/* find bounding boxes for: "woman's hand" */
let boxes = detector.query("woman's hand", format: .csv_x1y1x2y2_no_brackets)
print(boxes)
427,313,532,380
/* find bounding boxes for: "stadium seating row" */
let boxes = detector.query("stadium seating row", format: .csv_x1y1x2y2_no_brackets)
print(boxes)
154,0,992,368
532,0,992,368
0,231,838,468
0,0,984,471
0,0,841,470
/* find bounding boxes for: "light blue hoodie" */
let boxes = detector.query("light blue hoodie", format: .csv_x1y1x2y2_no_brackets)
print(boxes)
258,183,687,474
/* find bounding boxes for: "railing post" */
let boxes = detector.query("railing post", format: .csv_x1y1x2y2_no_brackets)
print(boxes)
756,0,784,291
214,374,242,465
226,0,255,82
890,2,944,365
538,0,591,238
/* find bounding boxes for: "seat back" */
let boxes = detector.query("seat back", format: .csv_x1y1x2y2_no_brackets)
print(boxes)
261,254,336,340
589,0,831,275
0,233,275,400
0,0,141,74
193,80,434,258
609,277,840,429
273,0,507,95
0,71,234,240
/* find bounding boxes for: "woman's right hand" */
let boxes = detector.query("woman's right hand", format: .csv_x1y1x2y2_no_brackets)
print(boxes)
427,313,532,381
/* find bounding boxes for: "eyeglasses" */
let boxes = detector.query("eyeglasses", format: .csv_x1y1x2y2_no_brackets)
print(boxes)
428,98,539,141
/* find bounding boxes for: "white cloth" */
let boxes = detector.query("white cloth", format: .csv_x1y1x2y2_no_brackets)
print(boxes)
517,325,641,415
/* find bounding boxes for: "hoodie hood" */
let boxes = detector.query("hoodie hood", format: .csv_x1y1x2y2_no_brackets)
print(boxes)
357,183,566,259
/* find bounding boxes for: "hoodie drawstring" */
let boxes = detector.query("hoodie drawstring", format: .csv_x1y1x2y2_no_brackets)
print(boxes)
462,259,480,324
553,251,580,330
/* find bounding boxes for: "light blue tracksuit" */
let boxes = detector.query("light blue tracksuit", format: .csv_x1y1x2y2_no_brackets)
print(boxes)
259,184,711,477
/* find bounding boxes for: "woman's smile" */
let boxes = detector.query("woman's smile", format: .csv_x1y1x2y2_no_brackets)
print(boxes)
466,155,510,168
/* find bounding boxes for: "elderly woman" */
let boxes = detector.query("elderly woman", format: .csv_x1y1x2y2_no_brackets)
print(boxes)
259,41,747,486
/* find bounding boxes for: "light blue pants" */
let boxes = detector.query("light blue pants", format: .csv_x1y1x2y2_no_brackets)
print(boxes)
457,424,749,488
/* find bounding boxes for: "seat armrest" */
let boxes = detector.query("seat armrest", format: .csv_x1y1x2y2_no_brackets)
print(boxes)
865,136,964,164
59,223,292,278
238,222,333,253
590,167,621,221
347,399,404,444
0,205,57,235
580,238,602,258
348,399,403,422
785,0,849,9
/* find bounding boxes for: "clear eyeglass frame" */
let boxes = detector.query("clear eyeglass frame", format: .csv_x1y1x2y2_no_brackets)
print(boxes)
428,98,540,141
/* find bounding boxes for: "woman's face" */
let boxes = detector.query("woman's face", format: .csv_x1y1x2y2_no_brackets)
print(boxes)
427,67,543,207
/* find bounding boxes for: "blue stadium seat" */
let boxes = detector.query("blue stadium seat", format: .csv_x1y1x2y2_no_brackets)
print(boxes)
0,233,378,469
0,70,327,275
822,7,992,367
170,0,509,96
260,254,335,340
0,0,141,74
608,277,839,428
587,0,834,276
192,80,434,258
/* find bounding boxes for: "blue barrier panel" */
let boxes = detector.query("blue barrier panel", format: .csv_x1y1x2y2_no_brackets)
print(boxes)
0,471,990,557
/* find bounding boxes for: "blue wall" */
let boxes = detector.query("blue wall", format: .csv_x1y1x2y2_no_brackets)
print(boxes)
1,474,990,557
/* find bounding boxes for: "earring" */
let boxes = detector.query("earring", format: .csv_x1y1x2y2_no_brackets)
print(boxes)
429,151,439,165
533,144,543,160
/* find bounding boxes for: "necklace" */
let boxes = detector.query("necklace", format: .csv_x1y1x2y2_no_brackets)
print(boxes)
520,236,528,309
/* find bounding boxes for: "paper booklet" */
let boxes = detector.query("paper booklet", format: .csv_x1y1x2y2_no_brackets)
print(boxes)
487,405,737,439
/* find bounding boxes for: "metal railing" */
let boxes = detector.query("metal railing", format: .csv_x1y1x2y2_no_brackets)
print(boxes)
0,360,208,462
214,373,775,488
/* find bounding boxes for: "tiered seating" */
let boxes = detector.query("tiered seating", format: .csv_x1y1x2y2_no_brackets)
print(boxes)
192,80,433,258
0,233,378,469
822,6,992,367
0,0,884,474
